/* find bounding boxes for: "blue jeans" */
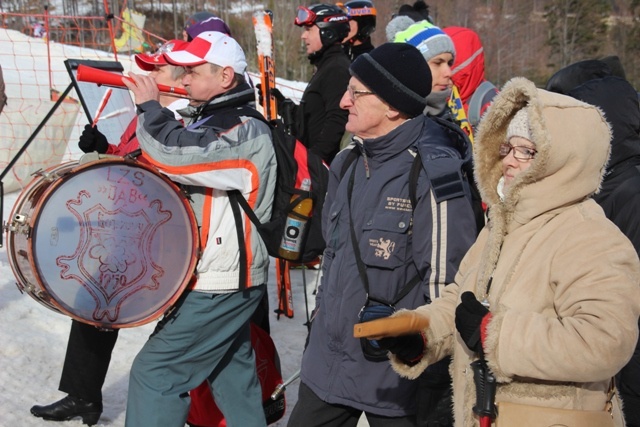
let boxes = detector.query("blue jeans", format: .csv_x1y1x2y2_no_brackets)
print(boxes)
125,285,267,427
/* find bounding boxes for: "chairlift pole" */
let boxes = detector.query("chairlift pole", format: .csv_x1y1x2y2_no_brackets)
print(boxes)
172,0,177,39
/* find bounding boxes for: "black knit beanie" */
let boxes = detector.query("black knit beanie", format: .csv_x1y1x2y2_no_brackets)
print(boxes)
350,42,432,117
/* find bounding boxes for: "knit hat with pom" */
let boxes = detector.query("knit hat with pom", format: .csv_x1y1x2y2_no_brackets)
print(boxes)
385,15,415,41
393,20,455,62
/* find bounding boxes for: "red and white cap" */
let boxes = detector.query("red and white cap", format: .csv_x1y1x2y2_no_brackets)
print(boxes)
164,31,247,74
135,39,190,71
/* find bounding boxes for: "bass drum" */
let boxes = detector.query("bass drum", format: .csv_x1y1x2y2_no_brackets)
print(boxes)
6,156,199,329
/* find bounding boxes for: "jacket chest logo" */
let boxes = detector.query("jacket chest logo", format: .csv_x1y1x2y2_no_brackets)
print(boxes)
386,196,411,212
370,238,396,260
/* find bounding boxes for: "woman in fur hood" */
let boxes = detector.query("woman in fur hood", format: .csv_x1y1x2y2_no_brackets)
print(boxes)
381,77,640,426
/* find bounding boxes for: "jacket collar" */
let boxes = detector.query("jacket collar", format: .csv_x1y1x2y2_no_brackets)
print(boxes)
359,115,424,162
309,44,346,67
343,39,374,61
178,82,256,120
358,114,469,164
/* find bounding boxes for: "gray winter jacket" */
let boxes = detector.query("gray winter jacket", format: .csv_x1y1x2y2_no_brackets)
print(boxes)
300,114,477,417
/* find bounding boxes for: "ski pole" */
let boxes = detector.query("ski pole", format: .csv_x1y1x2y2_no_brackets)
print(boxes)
471,359,497,427
313,255,323,295
271,368,301,400
302,265,311,329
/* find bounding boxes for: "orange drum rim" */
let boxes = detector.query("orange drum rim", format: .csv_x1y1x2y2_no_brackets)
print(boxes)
6,162,77,313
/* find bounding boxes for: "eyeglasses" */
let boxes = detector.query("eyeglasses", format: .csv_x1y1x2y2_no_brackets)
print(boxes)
295,6,317,26
499,142,537,161
347,86,374,102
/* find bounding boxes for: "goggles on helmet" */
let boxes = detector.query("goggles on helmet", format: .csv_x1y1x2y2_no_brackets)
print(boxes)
295,6,317,26
295,6,349,27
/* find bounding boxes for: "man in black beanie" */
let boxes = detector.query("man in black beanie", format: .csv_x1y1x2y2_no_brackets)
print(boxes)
287,42,477,427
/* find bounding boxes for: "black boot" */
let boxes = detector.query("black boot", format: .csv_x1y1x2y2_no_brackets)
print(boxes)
30,395,102,426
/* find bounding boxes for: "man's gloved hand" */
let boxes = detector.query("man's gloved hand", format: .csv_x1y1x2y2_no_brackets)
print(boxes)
377,333,425,364
78,124,109,154
256,84,287,112
455,291,490,355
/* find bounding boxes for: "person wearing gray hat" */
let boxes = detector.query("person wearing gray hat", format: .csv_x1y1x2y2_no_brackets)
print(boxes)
394,19,487,237
287,42,478,426
393,20,456,117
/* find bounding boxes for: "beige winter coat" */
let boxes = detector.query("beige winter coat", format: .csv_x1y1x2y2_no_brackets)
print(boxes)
390,77,640,426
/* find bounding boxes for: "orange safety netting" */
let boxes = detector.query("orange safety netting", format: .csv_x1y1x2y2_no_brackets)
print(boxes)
0,6,166,193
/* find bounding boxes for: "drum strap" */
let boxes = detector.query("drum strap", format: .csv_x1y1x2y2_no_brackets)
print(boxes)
188,113,249,290
229,191,248,290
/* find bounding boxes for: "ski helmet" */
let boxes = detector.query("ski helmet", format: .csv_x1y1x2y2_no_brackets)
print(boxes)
341,0,376,41
295,4,350,47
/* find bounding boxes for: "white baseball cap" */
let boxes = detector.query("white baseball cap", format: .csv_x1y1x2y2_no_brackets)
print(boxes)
164,31,247,74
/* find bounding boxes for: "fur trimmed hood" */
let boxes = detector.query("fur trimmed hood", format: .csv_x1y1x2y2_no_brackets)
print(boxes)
474,77,611,223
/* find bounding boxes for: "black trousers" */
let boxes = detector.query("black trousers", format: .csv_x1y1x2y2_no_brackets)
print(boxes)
287,382,416,427
58,320,119,403
416,357,454,427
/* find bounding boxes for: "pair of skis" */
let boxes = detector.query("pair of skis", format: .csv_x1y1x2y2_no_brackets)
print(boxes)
253,10,294,320
253,10,277,123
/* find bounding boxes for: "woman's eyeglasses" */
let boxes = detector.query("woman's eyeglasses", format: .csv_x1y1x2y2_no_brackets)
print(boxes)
499,142,537,161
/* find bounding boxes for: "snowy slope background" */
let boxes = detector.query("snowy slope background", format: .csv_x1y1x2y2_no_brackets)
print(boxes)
0,28,336,427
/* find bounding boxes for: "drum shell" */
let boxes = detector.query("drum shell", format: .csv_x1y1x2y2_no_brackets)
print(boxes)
6,158,199,329
8,162,74,312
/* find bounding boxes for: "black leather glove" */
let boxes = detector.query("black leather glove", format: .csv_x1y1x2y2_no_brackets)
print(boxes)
377,333,425,364
78,124,109,154
455,291,490,354
256,84,288,111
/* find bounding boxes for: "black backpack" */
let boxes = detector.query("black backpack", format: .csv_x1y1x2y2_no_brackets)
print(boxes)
228,115,329,287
